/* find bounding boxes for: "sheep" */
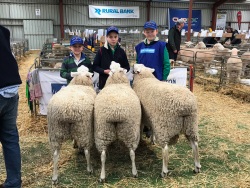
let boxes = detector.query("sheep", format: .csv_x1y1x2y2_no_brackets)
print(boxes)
47,66,96,184
132,64,201,177
179,41,216,71
226,48,243,83
94,61,141,182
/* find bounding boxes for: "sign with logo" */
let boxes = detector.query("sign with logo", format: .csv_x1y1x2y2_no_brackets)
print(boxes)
216,11,227,30
51,83,67,94
89,5,139,18
168,8,201,31
166,68,187,87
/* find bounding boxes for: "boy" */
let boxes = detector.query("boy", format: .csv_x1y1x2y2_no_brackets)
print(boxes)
135,21,170,81
93,26,130,90
60,36,93,84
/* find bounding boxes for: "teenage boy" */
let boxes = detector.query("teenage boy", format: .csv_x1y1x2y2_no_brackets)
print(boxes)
93,26,130,90
135,21,170,81
60,36,93,84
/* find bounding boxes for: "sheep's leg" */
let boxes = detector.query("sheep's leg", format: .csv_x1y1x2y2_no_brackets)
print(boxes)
130,149,138,177
84,149,93,173
52,149,60,184
100,150,106,182
161,144,169,177
190,140,201,173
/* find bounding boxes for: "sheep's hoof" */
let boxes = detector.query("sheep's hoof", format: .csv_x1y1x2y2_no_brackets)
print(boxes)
193,167,201,174
133,173,138,178
87,167,93,174
99,178,105,183
161,171,171,178
52,178,58,185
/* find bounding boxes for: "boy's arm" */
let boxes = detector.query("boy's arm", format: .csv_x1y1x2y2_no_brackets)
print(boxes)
163,46,170,80
93,49,105,74
168,28,176,51
60,58,71,80
122,50,130,72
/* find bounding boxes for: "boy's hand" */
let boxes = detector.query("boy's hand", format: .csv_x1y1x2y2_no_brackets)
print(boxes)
104,69,111,74
174,50,177,53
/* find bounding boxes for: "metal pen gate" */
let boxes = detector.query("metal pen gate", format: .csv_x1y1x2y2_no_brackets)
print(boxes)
23,20,53,50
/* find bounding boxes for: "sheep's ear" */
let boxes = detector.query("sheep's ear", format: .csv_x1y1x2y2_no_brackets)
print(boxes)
123,69,127,74
147,68,155,73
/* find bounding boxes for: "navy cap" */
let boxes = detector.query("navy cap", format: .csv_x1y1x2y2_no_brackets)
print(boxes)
106,26,119,35
70,36,83,46
144,21,157,30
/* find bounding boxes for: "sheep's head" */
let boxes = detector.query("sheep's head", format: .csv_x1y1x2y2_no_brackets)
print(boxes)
213,43,225,51
69,65,93,86
230,48,239,56
184,41,194,48
133,64,156,80
105,61,129,86
194,41,206,49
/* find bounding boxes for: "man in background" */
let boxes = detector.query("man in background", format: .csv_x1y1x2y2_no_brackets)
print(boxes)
223,26,241,45
167,19,185,61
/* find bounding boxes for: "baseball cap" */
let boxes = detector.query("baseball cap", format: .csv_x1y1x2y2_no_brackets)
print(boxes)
106,26,119,35
144,21,157,30
70,36,84,46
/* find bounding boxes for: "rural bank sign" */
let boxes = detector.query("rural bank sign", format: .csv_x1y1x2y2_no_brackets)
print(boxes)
89,5,139,18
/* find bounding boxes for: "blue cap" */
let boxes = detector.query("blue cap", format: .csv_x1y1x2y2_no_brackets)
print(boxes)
70,36,84,46
106,26,119,35
144,21,157,30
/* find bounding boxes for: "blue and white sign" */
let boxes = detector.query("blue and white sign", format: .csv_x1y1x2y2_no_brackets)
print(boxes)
168,8,201,31
89,5,139,18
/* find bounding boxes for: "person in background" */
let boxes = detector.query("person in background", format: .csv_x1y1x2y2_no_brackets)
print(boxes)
60,36,93,84
0,25,22,188
223,26,241,45
93,26,130,90
203,37,220,47
135,21,170,81
167,19,185,61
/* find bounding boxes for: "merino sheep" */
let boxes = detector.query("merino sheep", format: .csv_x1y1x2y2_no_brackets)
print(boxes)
47,66,96,184
226,48,243,83
133,64,201,177
94,62,141,182
179,41,216,70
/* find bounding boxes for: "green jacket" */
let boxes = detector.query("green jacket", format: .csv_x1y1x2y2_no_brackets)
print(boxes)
60,53,92,84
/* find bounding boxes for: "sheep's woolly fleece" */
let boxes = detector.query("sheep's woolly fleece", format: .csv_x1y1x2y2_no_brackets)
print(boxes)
133,64,199,147
94,62,141,152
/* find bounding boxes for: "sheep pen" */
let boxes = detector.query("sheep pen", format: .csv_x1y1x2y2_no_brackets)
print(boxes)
2,50,250,188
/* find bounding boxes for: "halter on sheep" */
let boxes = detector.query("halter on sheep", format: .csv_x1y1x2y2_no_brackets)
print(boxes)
133,64,201,177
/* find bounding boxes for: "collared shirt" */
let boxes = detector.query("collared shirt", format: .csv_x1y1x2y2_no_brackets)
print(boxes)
69,52,86,66
0,84,20,98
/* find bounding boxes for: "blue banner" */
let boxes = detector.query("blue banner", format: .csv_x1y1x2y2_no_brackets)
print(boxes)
168,8,201,31
51,83,67,94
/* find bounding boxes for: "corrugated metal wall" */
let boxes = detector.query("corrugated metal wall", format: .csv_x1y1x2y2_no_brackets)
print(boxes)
23,20,53,49
1,0,250,49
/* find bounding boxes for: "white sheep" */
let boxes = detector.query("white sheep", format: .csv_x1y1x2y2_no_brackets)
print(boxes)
94,62,141,182
179,42,216,71
133,64,201,177
47,66,96,184
226,48,243,83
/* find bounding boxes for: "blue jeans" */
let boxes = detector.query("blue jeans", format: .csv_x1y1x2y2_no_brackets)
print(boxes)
0,94,22,188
